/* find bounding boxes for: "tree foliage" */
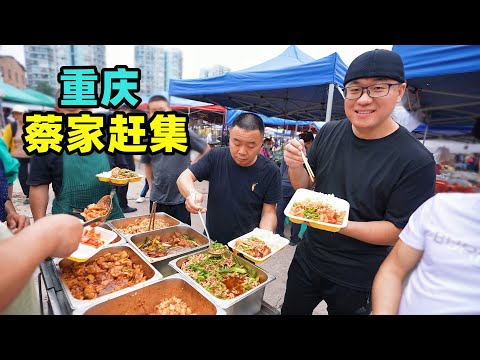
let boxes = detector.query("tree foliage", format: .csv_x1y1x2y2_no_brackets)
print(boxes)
34,81,56,97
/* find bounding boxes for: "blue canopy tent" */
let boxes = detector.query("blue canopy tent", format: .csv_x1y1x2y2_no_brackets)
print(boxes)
236,44,314,72
412,123,475,142
393,45,480,129
225,109,315,127
170,47,348,122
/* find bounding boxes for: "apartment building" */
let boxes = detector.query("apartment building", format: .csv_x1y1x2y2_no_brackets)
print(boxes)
134,45,183,100
199,64,231,78
24,45,106,91
0,55,27,88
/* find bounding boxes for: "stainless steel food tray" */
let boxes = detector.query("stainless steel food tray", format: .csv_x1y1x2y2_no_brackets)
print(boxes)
169,248,276,315
129,224,209,277
53,244,162,311
72,274,226,315
107,212,181,241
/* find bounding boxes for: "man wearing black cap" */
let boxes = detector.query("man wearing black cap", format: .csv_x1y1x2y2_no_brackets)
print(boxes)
281,49,436,315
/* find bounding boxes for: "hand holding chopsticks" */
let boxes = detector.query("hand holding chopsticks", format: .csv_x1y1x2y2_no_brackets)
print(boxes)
300,149,315,183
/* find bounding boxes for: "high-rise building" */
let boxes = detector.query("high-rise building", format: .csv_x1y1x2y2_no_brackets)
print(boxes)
165,48,182,92
199,64,231,78
24,45,106,91
135,45,165,101
134,45,183,100
24,45,58,90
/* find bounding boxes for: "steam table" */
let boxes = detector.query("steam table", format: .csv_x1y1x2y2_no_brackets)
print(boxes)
38,259,280,315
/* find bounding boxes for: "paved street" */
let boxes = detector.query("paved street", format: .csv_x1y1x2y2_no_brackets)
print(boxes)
15,158,327,315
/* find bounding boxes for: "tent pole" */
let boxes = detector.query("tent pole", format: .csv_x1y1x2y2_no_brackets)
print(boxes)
422,123,429,145
325,83,335,122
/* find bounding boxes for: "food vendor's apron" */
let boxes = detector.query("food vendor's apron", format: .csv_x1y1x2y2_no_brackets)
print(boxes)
52,152,123,220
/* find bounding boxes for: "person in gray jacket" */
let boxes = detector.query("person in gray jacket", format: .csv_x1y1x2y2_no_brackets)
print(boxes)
141,95,210,225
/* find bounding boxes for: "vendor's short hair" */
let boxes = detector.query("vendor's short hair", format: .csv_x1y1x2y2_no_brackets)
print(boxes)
148,94,169,104
232,112,265,136
299,131,314,143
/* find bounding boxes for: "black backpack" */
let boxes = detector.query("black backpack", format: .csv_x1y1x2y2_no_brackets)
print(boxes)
10,120,17,138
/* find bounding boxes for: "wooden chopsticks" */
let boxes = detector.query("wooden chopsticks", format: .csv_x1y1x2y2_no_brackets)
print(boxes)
301,150,315,183
149,201,157,231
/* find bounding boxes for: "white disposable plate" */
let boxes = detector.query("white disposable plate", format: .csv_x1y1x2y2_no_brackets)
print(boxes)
227,228,290,264
68,226,118,262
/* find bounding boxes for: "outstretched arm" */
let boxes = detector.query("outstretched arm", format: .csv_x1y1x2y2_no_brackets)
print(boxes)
0,214,82,312
339,220,402,246
372,239,423,315
29,185,49,221
259,203,277,233
177,169,205,213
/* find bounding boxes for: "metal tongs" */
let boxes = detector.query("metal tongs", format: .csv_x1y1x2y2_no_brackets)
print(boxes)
81,188,116,227
190,190,225,256
198,210,224,256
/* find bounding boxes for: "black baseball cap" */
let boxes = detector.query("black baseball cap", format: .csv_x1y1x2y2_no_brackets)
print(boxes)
343,49,405,86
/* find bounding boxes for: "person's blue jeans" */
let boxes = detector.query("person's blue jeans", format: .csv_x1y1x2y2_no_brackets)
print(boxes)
140,179,149,197
276,187,300,241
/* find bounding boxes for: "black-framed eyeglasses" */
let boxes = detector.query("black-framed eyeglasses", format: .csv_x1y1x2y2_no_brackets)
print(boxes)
341,83,403,100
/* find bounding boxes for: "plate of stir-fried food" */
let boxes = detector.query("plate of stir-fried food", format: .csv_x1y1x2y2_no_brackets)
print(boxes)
135,231,203,260
284,189,349,232
67,225,118,262
179,244,262,300
96,167,142,185
228,228,290,264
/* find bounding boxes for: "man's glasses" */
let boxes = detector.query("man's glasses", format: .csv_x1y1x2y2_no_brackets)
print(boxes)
341,83,402,100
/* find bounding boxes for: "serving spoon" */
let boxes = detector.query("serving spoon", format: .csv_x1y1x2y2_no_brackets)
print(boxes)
80,189,115,227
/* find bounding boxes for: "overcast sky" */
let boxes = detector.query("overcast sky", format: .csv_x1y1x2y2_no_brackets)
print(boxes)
1,45,392,79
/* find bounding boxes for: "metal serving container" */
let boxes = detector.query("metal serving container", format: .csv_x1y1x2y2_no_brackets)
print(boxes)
108,213,181,241
169,248,276,315
129,224,210,277
72,274,226,315
54,244,162,311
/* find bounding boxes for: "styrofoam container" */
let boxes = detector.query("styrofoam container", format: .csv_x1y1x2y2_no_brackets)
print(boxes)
284,188,349,232
96,170,143,185
227,228,289,264
67,226,118,262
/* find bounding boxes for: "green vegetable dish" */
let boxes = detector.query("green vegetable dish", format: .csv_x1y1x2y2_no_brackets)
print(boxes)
180,244,261,300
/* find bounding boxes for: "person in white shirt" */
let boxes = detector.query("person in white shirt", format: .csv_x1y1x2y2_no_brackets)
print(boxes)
206,130,213,144
372,192,480,315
